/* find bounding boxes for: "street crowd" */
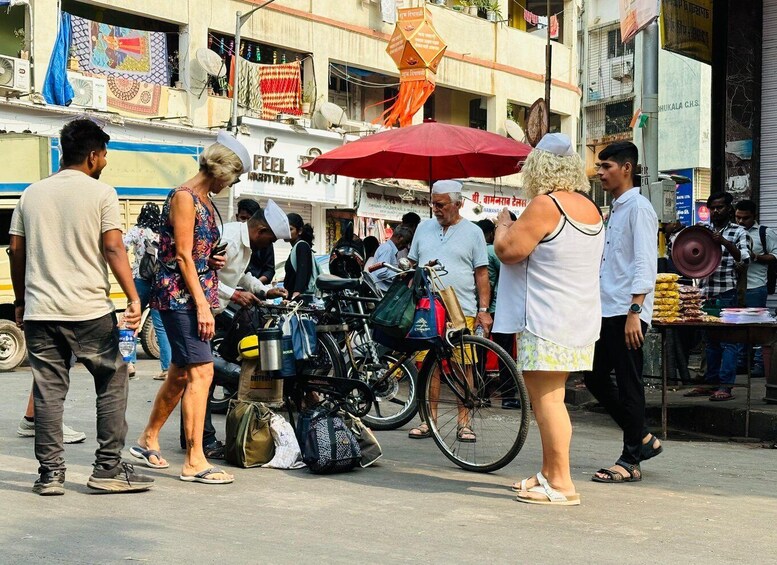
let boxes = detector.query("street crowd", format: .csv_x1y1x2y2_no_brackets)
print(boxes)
8,118,775,505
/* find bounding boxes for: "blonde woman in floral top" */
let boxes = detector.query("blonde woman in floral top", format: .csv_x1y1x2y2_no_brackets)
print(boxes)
123,203,171,380
134,133,252,485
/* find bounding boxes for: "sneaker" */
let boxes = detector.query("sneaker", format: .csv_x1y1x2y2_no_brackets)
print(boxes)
32,470,66,496
16,417,35,437
63,423,86,444
128,362,138,381
87,462,154,493
16,418,86,444
203,440,225,460
501,399,522,410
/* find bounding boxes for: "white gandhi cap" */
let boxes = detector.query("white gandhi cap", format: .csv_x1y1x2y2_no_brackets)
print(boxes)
216,130,252,174
264,199,291,241
535,133,576,157
431,179,463,194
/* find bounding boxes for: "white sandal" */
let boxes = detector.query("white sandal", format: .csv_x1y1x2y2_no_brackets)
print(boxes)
515,472,580,506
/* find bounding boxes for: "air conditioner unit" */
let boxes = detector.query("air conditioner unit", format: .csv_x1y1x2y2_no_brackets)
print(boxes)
67,72,108,111
0,55,31,95
611,61,633,82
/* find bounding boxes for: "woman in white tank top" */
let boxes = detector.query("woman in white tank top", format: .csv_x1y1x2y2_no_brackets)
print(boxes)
493,133,604,506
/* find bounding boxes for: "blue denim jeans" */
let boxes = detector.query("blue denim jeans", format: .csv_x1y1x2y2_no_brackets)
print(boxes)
704,288,738,389
132,278,171,371
736,285,768,372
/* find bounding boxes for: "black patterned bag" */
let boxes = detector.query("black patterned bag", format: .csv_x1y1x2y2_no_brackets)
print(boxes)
301,410,361,474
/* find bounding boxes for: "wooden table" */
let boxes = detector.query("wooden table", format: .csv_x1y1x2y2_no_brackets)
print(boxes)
653,321,777,439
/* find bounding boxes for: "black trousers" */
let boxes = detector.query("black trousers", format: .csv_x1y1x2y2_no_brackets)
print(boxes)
25,313,128,473
584,316,649,465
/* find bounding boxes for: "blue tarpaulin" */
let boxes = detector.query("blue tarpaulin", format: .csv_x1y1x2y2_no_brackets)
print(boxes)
42,12,74,106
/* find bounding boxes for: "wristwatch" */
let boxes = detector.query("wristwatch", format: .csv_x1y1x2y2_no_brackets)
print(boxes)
478,307,488,313
629,303,643,315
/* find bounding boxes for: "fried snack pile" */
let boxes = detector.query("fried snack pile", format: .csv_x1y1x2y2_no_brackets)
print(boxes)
653,274,680,323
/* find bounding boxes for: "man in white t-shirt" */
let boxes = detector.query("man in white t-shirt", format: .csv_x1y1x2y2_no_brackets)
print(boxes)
9,119,153,496
406,180,491,442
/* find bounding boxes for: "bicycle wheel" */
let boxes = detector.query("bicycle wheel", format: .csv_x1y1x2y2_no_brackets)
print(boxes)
417,334,529,473
350,348,418,431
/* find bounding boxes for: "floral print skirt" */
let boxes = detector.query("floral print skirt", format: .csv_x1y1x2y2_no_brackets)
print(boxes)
516,331,595,372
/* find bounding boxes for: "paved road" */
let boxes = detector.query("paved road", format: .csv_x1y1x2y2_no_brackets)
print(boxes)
1,360,776,564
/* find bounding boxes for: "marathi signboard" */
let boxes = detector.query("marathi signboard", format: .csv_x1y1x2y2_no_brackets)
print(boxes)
663,168,694,225
461,185,528,222
357,186,429,222
660,0,713,64
620,0,659,44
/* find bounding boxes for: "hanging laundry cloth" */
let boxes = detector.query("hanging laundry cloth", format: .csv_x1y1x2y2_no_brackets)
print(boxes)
230,55,264,114
257,61,303,120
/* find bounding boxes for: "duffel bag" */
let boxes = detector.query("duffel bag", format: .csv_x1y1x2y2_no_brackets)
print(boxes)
300,409,361,474
225,400,275,468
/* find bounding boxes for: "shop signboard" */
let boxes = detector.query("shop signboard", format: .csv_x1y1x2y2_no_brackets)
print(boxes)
663,168,694,225
620,0,659,44
237,124,350,206
460,184,528,222
696,200,710,224
357,186,429,221
660,0,713,65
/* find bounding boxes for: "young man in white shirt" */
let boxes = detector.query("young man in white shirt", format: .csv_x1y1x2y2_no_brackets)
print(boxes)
584,141,661,484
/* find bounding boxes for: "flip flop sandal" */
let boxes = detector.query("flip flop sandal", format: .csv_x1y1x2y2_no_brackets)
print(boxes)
457,426,477,443
510,476,538,492
515,472,581,506
640,433,664,461
408,424,432,439
591,459,642,483
179,467,234,484
129,446,169,469
709,390,735,401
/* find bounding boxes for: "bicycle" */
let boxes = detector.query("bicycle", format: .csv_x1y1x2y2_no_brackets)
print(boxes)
262,276,418,431
375,263,530,473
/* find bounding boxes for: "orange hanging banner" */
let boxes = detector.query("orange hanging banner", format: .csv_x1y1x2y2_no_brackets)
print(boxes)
380,7,447,127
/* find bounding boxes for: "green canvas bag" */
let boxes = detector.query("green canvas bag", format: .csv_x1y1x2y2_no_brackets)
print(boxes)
369,272,415,338
225,400,275,468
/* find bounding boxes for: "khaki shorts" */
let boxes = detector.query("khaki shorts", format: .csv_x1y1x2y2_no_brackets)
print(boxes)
414,316,477,364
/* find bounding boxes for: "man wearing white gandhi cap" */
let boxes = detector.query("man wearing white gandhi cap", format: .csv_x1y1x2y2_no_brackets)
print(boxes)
406,178,492,442
213,199,290,314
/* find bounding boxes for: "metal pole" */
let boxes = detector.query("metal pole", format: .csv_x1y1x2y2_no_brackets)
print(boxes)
227,11,243,221
230,11,242,133
642,21,659,185
544,0,552,130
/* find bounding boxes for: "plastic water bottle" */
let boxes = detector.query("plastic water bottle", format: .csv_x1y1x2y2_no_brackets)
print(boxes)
475,325,485,337
273,282,284,305
118,328,136,362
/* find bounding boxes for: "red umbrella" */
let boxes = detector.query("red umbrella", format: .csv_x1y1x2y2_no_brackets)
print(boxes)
300,121,531,182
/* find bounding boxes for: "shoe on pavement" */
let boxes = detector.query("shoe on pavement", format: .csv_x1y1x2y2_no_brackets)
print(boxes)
501,399,522,410
203,440,225,460
153,370,167,381
17,418,86,444
33,470,66,496
128,362,138,381
87,462,154,493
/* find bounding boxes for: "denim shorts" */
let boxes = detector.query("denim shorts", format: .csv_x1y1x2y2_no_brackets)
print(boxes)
159,310,213,367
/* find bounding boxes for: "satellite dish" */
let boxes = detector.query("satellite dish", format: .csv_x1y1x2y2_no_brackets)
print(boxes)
526,98,549,147
196,48,226,78
193,48,226,97
504,119,525,141
671,226,722,279
319,102,348,127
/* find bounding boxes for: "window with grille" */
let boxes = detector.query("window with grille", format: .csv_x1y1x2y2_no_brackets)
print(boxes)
607,29,634,59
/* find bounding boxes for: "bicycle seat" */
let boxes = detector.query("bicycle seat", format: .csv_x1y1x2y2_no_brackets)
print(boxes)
315,273,361,292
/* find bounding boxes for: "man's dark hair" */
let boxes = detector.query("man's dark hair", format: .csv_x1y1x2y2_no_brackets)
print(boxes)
598,141,639,183
237,198,261,216
735,199,757,215
707,191,734,207
247,207,267,228
476,219,495,236
401,212,421,228
60,119,110,167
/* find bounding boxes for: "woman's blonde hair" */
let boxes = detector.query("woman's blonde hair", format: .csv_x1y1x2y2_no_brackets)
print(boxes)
199,143,244,186
521,149,590,199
